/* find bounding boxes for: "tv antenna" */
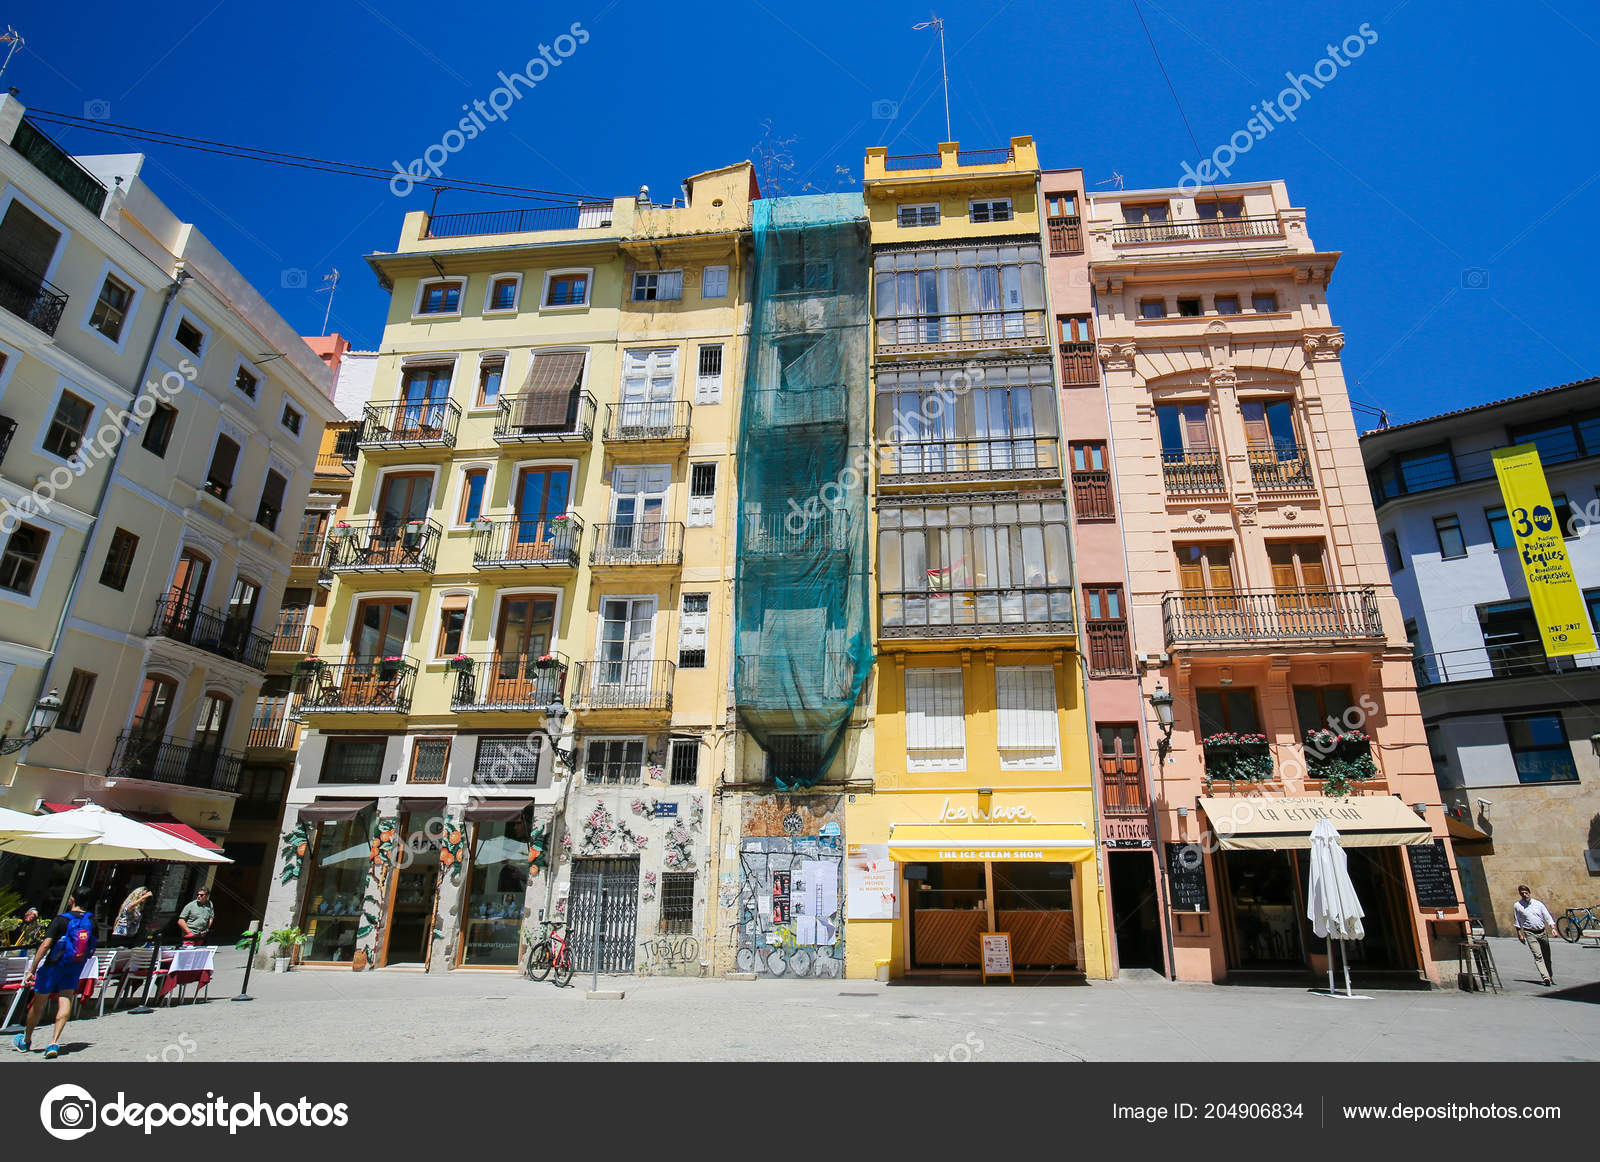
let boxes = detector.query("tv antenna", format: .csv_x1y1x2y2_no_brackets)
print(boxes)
317,268,340,334
1096,172,1126,190
912,14,951,142
0,27,24,82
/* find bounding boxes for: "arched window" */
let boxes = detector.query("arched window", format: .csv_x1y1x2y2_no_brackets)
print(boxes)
130,674,179,740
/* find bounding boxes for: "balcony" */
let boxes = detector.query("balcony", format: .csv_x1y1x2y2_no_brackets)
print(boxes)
148,595,272,670
494,390,596,443
0,250,68,336
295,658,417,714
1112,215,1284,245
876,309,1049,351
314,449,354,477
880,586,1076,639
325,519,442,573
1247,443,1315,492
571,659,675,711
1413,638,1600,686
424,202,615,239
448,652,569,711
1161,588,1384,646
246,698,300,750
0,415,14,468
589,521,684,568
271,616,319,655
878,437,1062,484
1085,619,1135,676
106,733,243,793
1048,214,1083,256
1058,341,1097,386
359,398,460,449
747,387,846,431
1162,450,1226,496
1071,469,1114,521
472,515,582,569
11,119,108,216
881,145,1015,171
741,509,853,558
735,654,853,708
602,400,691,444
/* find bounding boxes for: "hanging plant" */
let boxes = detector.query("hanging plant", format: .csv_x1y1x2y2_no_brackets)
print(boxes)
378,655,405,680
446,653,475,674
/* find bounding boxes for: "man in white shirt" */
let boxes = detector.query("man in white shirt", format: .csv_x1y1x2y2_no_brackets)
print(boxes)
1512,884,1557,986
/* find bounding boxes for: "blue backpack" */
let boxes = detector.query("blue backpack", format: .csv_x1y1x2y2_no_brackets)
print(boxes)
46,912,96,968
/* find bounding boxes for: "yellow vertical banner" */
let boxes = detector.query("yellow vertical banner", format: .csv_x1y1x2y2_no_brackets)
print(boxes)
1492,445,1597,656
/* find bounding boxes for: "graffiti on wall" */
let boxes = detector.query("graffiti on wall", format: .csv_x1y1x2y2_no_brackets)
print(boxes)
733,795,845,978
639,935,702,974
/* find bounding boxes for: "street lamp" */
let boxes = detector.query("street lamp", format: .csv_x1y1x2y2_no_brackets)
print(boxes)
1148,684,1175,763
0,689,62,756
541,698,577,770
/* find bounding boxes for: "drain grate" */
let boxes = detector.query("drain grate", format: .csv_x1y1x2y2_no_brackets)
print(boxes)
838,991,878,997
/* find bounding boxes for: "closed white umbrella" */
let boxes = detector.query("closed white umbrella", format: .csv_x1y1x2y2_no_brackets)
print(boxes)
1306,817,1369,999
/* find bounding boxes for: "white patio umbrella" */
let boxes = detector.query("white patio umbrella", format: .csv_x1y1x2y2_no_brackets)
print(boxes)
0,803,229,912
1305,816,1370,1000
0,806,77,837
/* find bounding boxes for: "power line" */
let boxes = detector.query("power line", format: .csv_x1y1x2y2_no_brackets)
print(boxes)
26,109,602,204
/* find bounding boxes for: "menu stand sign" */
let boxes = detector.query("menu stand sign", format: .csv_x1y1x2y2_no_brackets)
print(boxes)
979,931,1013,984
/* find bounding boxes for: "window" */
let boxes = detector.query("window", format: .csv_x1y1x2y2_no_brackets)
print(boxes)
256,470,287,531
319,738,387,785
98,527,139,590
872,243,1045,345
1122,202,1169,225
632,271,683,302
1266,540,1328,592
1485,506,1513,551
996,667,1059,769
766,735,825,783
44,392,92,460
543,271,589,308
174,318,204,354
585,737,644,784
417,279,464,315
678,593,708,669
459,468,488,525
1084,585,1132,675
897,203,940,227
476,356,505,406
474,736,543,784
1157,403,1212,457
487,275,520,312
1058,315,1092,342
669,739,700,785
776,259,832,293
905,668,965,771
660,872,695,934
1140,299,1166,319
1214,294,1240,315
695,344,723,404
234,365,259,400
1479,600,1543,677
1177,297,1202,317
0,524,46,594
205,435,240,502
1196,688,1262,735
1293,685,1355,738
687,463,717,527
1505,713,1579,783
1252,292,1279,313
1070,442,1114,521
436,595,469,657
1047,194,1078,217
877,359,1058,472
1434,514,1466,559
1553,493,1576,539
969,198,1013,223
58,669,95,733
1383,530,1405,573
701,265,729,299
281,402,303,436
1508,416,1593,465
89,273,133,340
410,738,451,784
1097,724,1145,813
1197,198,1245,220
141,402,177,457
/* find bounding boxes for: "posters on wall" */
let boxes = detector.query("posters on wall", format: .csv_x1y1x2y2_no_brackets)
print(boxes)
793,859,839,945
847,843,898,920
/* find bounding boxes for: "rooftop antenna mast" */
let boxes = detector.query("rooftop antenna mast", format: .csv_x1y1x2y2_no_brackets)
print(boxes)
317,268,340,335
0,27,24,82
1095,172,1126,190
913,14,951,142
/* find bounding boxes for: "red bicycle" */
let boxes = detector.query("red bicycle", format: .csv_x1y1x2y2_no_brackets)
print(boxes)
525,918,575,987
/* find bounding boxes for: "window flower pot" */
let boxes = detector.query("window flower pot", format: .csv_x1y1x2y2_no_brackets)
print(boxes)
447,655,475,674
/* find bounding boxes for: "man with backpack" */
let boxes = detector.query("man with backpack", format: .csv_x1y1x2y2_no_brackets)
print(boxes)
12,891,97,1059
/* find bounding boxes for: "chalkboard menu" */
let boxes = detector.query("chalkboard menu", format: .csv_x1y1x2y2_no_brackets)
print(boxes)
1165,843,1210,912
1405,839,1458,909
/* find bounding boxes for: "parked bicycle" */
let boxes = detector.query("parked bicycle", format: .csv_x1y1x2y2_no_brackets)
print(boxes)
1556,904,1600,943
525,916,575,987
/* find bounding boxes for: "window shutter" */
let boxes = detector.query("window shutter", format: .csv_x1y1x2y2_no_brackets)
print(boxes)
679,594,709,656
702,265,728,298
995,668,1058,757
905,670,964,754
695,344,723,404
687,463,717,527
659,271,684,300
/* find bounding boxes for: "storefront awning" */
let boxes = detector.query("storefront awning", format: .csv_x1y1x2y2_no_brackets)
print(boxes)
463,800,537,822
296,800,376,822
1198,796,1432,851
887,824,1095,863
42,803,223,851
1446,813,1495,857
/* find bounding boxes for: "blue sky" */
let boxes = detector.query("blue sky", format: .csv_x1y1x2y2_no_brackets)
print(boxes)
10,0,1595,427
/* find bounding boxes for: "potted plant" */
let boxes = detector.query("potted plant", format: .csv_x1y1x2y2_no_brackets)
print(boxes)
403,519,426,549
533,653,557,670
447,653,475,674
378,655,404,681
295,656,327,677
550,513,571,525
328,520,352,539
266,927,306,972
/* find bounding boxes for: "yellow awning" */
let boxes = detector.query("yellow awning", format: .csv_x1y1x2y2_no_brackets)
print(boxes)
1198,796,1432,851
887,824,1095,863
1447,813,1495,857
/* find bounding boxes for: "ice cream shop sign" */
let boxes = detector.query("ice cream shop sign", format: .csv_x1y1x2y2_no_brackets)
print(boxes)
938,797,1035,823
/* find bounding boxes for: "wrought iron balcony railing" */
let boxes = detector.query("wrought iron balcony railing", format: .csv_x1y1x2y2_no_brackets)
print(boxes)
472,515,581,568
246,697,300,750
589,521,684,567
880,585,1077,638
878,437,1062,481
359,398,461,448
314,449,354,476
1412,638,1600,686
295,658,417,714
1112,215,1284,244
425,202,615,238
290,533,326,568
325,519,442,572
735,654,854,708
271,617,318,654
0,250,68,336
1161,450,1226,495
0,415,15,469
494,389,596,443
107,732,244,793
448,652,569,710
1247,442,1315,491
1071,469,1114,521
876,308,1048,348
148,595,272,670
1047,214,1083,255
602,400,691,442
1058,340,1097,385
741,509,853,557
571,659,675,711
747,387,847,430
1161,588,1384,645
1085,618,1135,676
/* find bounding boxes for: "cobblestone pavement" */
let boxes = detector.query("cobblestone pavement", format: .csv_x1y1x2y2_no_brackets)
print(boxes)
3,937,1597,1063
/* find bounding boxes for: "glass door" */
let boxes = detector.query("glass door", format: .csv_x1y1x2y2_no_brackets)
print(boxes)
620,348,677,431
458,812,535,967
220,577,259,656
595,597,655,696
299,812,376,962
192,692,231,754
492,596,556,702
609,465,669,557
1223,850,1307,970
400,365,451,436
351,598,411,662
382,811,442,965
166,550,210,638
513,467,572,561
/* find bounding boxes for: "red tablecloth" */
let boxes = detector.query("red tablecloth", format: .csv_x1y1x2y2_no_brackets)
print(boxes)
157,970,211,999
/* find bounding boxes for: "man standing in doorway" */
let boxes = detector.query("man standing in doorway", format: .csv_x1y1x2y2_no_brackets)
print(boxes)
177,887,214,947
1512,884,1557,986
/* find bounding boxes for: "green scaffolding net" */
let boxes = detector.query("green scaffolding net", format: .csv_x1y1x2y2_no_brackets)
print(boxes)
734,194,874,788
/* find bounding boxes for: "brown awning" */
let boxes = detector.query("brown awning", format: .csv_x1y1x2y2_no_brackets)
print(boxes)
515,352,584,427
296,800,375,822
1198,795,1432,850
463,800,536,822
397,797,448,815
1447,813,1495,857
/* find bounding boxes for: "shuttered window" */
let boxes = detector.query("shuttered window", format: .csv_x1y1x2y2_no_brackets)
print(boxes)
678,593,709,668
905,669,964,771
695,343,723,404
687,463,717,527
701,265,729,299
995,667,1059,769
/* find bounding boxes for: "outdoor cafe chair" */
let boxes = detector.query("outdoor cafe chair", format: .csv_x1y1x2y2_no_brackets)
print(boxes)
0,955,31,1030
111,947,159,1009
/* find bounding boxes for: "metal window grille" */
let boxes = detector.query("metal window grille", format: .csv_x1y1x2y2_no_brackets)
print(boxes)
660,873,695,934
669,739,700,785
690,463,717,498
767,735,825,783
473,735,542,784
678,593,708,668
585,738,644,784
411,738,450,784
320,738,387,784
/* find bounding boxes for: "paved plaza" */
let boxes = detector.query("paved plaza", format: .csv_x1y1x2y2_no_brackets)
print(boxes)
0,936,1595,1063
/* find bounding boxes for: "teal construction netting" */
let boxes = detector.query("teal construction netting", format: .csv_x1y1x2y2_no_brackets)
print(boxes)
734,194,873,788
